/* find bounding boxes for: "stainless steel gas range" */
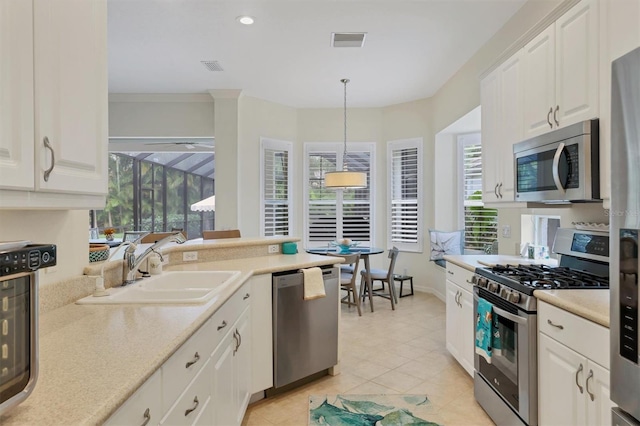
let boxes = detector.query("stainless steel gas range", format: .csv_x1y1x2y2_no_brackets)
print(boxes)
472,228,609,426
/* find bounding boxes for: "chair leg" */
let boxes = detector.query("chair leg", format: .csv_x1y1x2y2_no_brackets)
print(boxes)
388,280,395,310
350,282,361,316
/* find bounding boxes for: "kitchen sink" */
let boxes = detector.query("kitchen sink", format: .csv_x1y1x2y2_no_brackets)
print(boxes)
76,270,241,305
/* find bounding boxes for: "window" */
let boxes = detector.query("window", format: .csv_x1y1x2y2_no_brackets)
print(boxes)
91,152,214,239
388,138,423,252
260,138,292,236
459,133,497,252
304,142,374,248
521,214,561,259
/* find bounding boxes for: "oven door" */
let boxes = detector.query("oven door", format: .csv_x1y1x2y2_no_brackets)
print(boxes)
515,137,587,202
0,272,38,415
474,287,537,425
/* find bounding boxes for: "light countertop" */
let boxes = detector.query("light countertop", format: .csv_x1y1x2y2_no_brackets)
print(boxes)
1,253,339,425
443,254,610,328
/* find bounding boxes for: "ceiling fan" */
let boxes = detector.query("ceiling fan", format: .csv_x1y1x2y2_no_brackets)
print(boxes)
108,137,215,151
142,140,214,150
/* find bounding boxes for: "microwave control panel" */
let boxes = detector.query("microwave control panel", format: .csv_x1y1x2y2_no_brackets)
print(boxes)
0,244,57,276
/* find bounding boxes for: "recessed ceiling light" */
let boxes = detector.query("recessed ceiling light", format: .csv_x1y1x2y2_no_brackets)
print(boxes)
236,15,254,25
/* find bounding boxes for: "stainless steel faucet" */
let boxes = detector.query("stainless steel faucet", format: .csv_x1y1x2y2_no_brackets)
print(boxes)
122,232,187,284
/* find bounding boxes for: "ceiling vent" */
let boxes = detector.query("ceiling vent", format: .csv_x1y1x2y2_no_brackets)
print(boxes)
201,61,224,72
331,32,367,48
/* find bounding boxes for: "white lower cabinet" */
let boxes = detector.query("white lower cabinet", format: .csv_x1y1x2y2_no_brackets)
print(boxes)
445,263,475,376
538,301,614,426
105,280,253,426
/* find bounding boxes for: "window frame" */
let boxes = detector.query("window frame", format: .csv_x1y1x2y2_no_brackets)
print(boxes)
303,142,375,249
387,137,424,253
260,137,293,237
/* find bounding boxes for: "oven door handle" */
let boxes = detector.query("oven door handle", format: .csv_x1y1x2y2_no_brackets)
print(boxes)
474,295,527,325
552,142,566,193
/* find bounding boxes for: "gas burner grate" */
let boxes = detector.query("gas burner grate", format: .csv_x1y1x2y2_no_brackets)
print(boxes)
487,264,609,289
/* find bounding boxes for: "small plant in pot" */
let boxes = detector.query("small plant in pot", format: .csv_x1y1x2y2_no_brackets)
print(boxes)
103,227,116,241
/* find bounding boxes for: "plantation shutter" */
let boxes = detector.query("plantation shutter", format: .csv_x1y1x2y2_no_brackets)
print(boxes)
304,143,373,248
261,139,292,236
388,139,423,252
462,140,497,251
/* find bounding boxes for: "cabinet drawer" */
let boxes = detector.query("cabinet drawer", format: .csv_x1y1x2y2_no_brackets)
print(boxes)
105,369,162,426
445,263,475,291
161,358,213,426
539,301,609,367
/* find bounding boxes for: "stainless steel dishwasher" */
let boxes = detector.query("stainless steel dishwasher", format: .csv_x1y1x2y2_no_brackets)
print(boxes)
272,265,339,388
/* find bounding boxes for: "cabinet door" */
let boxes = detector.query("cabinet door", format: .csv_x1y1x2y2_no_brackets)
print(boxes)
33,0,108,195
0,0,34,190
523,25,556,138
585,360,615,426
458,287,475,377
211,331,237,426
105,369,162,426
445,281,462,361
480,69,501,203
555,0,599,128
538,333,587,426
234,308,252,425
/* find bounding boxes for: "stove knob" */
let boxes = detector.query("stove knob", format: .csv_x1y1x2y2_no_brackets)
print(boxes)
500,287,509,299
508,292,521,304
488,282,499,293
476,278,487,288
471,275,478,284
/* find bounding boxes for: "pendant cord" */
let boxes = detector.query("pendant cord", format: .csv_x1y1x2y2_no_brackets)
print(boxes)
341,78,349,171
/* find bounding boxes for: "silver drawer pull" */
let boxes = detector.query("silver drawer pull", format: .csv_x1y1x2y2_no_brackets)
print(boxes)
243,293,250,300
447,270,454,275
140,408,151,426
466,279,473,284
185,352,200,368
547,319,564,330
586,369,595,401
217,320,227,331
43,136,55,182
576,363,584,393
184,396,199,416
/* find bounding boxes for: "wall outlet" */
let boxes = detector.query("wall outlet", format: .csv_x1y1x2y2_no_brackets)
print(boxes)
502,225,511,238
182,251,198,262
268,245,279,254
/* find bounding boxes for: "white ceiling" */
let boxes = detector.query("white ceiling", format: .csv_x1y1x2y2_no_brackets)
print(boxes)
108,0,527,109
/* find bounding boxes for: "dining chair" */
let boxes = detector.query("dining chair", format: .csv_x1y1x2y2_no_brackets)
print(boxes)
328,253,362,316
123,231,150,243
359,247,400,310
202,229,241,239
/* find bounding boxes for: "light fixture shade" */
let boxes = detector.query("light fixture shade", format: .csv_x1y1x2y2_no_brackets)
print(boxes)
324,170,367,188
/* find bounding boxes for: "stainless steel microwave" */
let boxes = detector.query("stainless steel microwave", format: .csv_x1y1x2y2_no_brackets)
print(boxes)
0,243,56,415
513,119,600,203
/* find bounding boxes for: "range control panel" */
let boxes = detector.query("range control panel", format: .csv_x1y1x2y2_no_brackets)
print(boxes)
0,244,57,276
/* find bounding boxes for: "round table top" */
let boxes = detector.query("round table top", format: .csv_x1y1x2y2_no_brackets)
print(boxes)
306,246,385,256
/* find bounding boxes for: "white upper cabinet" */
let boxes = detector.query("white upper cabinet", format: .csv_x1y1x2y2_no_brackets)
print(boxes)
523,0,599,139
0,0,108,208
0,0,34,191
481,50,523,204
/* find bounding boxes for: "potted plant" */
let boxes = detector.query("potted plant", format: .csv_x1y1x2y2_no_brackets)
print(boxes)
103,227,116,241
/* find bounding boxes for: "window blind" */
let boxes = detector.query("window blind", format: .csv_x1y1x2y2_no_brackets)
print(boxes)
388,139,422,252
261,139,292,236
462,141,497,251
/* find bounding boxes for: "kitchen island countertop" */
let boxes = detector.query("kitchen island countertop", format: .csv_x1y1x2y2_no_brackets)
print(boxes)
0,253,340,426
534,289,610,328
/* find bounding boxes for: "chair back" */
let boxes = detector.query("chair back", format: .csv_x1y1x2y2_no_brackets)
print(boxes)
328,253,361,286
202,229,241,240
123,231,150,243
385,247,400,281
140,231,186,244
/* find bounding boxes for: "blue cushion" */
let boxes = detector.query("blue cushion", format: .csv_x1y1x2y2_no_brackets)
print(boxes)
428,229,464,260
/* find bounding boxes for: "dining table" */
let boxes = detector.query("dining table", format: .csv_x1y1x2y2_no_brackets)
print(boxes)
305,246,385,312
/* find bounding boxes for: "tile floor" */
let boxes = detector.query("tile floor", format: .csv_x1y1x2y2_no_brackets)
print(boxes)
242,291,495,425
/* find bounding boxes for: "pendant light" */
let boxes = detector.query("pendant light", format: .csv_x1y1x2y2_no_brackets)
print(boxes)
324,78,368,189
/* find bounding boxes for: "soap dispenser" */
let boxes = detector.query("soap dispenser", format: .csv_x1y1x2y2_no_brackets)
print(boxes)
149,251,163,275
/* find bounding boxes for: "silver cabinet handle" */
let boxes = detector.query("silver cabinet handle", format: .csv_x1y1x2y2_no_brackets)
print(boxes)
466,279,474,284
237,328,242,348
454,291,459,306
554,105,560,126
43,137,55,182
552,142,566,193
217,320,227,331
184,396,199,416
586,369,595,401
233,330,239,355
185,352,200,368
243,293,250,300
140,408,151,426
498,182,503,198
576,363,584,393
494,183,499,198
547,319,564,330
547,107,553,128
447,270,454,275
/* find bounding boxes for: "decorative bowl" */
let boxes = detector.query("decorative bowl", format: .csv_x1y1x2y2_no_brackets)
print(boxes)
331,241,360,254
89,243,109,262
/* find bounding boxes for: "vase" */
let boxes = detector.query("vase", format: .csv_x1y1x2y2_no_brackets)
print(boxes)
105,234,114,241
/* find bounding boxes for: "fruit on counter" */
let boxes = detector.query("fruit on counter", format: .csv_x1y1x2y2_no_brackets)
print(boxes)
339,238,351,246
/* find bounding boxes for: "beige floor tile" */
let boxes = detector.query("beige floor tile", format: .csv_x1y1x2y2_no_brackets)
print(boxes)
243,292,495,426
